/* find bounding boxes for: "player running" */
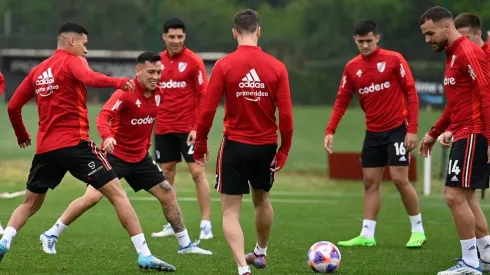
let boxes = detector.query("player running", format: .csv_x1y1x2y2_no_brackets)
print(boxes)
2,22,174,271
436,12,490,273
39,51,212,257
152,17,213,240
324,20,426,248
419,7,490,275
193,9,293,275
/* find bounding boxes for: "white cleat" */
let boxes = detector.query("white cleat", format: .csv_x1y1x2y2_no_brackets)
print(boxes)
438,260,482,275
0,223,4,235
178,240,213,255
151,224,175,238
199,224,214,240
40,233,58,255
481,258,490,273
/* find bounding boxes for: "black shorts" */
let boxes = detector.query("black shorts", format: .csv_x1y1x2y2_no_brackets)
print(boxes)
361,124,409,168
445,133,489,189
27,141,117,194
215,137,277,195
108,154,165,192
154,133,194,163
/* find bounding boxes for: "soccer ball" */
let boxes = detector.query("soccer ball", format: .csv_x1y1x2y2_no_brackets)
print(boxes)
307,241,342,273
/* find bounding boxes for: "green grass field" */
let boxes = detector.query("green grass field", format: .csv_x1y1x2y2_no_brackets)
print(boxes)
0,103,486,274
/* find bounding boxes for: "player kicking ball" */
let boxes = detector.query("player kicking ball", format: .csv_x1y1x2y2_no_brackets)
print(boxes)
39,52,212,259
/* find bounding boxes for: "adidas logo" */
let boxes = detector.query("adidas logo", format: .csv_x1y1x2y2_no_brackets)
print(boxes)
399,156,406,161
239,69,264,88
451,175,458,182
469,245,476,251
485,244,490,249
36,67,54,85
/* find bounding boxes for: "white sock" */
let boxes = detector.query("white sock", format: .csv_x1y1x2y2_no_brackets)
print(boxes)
238,266,251,275
409,214,424,233
200,220,211,228
45,219,68,237
175,229,192,247
254,243,267,256
461,238,479,268
130,233,151,256
477,235,490,261
360,219,376,239
1,227,17,249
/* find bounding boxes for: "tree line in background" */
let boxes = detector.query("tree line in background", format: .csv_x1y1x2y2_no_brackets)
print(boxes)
0,0,489,104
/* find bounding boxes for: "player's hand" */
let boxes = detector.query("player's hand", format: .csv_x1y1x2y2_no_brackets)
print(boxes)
324,134,334,154
195,150,210,167
19,138,31,148
103,137,117,154
418,134,436,158
404,133,417,151
123,79,135,91
270,156,282,172
187,130,196,145
487,146,490,163
437,131,453,148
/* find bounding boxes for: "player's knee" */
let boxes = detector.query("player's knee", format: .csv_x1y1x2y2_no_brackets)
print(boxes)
252,190,271,208
445,188,466,207
392,176,410,190
363,177,380,192
22,192,45,215
83,193,104,208
190,166,206,183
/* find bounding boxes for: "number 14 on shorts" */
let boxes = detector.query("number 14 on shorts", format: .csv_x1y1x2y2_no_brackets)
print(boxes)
447,159,461,181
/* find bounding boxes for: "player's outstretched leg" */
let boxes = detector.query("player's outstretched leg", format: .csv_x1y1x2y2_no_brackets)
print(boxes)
147,181,212,255
187,162,214,240
337,168,381,247
0,190,46,263
152,162,177,238
40,185,104,254
98,178,176,272
245,190,272,269
438,187,482,275
389,166,427,248
468,192,490,272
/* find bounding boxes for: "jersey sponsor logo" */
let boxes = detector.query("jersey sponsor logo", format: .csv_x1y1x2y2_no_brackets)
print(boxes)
236,91,269,102
358,81,391,94
239,68,265,89
35,67,59,97
159,79,187,89
444,77,456,85
131,115,155,125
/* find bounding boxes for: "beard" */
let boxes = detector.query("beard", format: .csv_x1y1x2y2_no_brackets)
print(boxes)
432,39,448,53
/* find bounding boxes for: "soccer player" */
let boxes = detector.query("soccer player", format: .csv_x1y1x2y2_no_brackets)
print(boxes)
193,9,293,275
39,51,212,257
419,6,490,275
2,22,174,271
152,17,213,240
324,20,426,248
436,12,490,272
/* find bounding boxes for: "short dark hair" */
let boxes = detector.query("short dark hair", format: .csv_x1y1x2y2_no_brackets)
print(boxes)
420,6,453,25
454,13,482,30
57,22,88,35
233,9,260,34
136,51,161,64
163,17,185,33
354,20,377,36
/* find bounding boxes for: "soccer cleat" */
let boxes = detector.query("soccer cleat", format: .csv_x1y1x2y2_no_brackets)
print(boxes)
246,252,267,269
151,224,175,238
406,232,427,248
137,253,176,272
199,224,214,240
437,259,482,275
337,236,376,247
0,223,4,235
40,233,58,254
178,240,213,255
0,239,8,263
481,258,490,273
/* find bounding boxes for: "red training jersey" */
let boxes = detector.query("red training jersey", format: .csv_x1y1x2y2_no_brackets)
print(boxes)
0,72,5,95
428,37,490,142
194,45,294,168
325,47,419,135
7,49,129,154
97,79,162,163
156,47,208,135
